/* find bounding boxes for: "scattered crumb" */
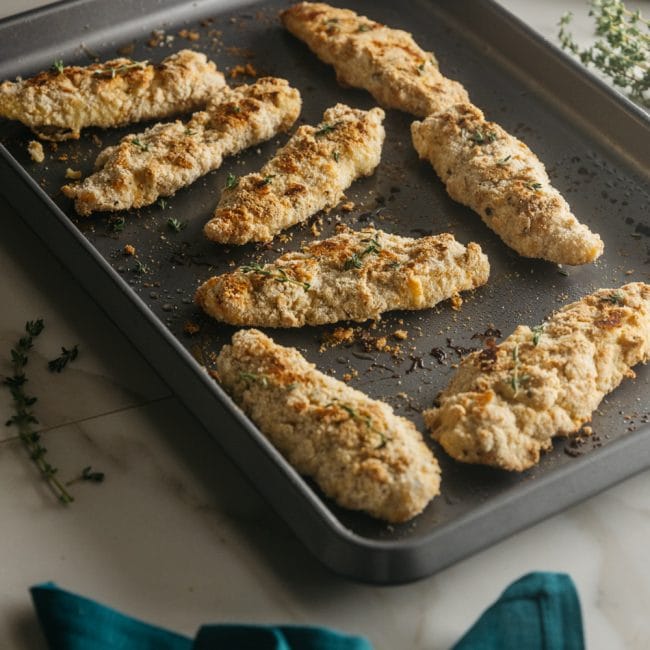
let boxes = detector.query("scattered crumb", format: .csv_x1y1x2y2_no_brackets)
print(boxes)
183,321,200,336
123,244,136,256
450,292,463,311
91,134,103,147
583,425,593,436
178,28,200,41
117,43,135,56
393,329,408,340
65,168,82,180
310,221,321,237
228,63,257,78
58,153,69,161
340,201,355,212
27,140,44,163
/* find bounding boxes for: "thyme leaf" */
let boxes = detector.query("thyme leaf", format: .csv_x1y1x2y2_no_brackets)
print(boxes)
344,234,381,270
525,180,543,191
601,291,625,304
48,345,79,373
470,129,498,144
167,217,187,233
315,121,341,136
239,371,268,387
51,59,65,74
532,324,544,346
131,137,149,152
225,172,239,190
240,262,310,290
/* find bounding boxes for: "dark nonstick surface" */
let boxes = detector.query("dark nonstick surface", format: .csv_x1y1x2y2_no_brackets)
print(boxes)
1,0,648,582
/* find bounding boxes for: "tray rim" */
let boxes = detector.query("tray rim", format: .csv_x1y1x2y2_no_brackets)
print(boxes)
1,0,649,584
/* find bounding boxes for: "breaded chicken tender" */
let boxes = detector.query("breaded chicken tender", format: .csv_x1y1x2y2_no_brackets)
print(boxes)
196,227,489,327
424,282,650,471
0,50,225,141
217,328,440,522
204,103,385,244
281,2,468,116
62,78,301,215
411,103,604,265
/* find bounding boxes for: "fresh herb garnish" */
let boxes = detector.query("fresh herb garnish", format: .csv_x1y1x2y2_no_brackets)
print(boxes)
48,345,79,373
497,155,512,165
418,61,426,73
357,23,371,32
3,320,74,504
332,151,340,162
601,291,625,305
167,217,187,233
240,262,311,290
525,181,543,191
225,173,239,190
239,371,269,387
345,234,381,270
157,198,168,210
315,121,341,136
184,128,196,136
558,1,649,106
131,138,149,152
134,259,149,274
229,105,242,114
110,217,126,233
51,59,65,74
66,465,105,486
470,129,498,144
532,324,544,346
259,174,275,186
93,60,148,79
510,343,530,395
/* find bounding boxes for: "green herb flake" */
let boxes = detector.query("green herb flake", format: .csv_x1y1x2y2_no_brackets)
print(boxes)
167,217,187,233
315,121,341,137
131,137,149,152
225,172,239,190
239,371,269,387
110,217,126,233
357,23,371,32
66,465,105,486
332,151,340,162
532,324,544,346
51,59,65,74
525,181,543,191
510,343,530,395
497,155,512,165
601,291,625,305
134,259,149,275
259,174,276,186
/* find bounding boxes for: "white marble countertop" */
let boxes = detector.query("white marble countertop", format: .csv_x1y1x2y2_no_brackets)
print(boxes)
1,1,648,648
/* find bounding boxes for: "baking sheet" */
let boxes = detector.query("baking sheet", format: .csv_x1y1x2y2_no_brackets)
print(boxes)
1,0,649,583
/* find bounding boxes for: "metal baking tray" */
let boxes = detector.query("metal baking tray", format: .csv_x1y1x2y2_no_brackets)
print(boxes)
1,0,649,584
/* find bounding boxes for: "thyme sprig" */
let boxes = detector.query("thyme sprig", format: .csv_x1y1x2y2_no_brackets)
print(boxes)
510,343,531,395
240,262,311,290
4,320,74,504
48,345,79,373
558,1,649,106
93,60,148,79
345,234,381,270
532,324,544,346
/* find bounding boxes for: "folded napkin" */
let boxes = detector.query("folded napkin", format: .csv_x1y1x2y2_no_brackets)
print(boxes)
30,572,584,650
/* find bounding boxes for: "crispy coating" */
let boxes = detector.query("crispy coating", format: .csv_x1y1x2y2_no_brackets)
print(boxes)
281,2,468,116
204,103,385,244
424,283,650,471
61,78,301,215
196,227,489,327
217,328,440,522
0,50,225,141
411,103,604,265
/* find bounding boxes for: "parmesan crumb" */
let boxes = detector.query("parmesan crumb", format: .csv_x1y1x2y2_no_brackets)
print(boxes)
123,244,136,256
65,168,82,180
27,141,45,163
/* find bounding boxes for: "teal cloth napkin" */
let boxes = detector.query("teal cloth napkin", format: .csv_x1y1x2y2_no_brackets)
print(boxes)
30,572,584,650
